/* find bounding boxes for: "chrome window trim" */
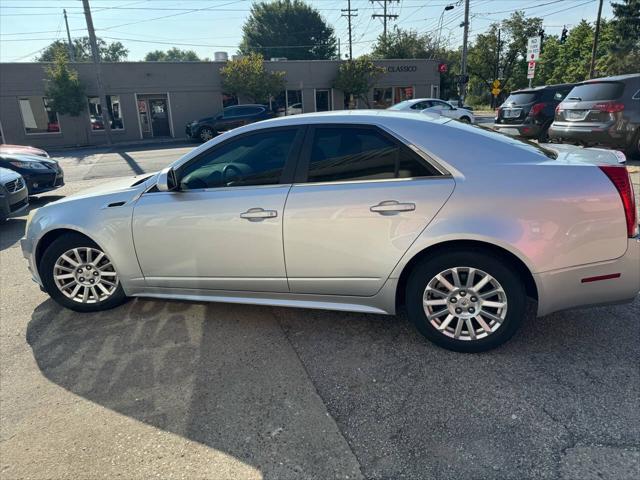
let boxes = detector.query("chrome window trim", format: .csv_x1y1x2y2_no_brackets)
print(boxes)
142,182,291,195
291,175,451,188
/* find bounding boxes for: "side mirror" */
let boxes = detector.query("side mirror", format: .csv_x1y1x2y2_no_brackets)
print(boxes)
157,167,178,192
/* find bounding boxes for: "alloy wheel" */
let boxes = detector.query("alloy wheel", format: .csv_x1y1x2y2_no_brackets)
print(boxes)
53,247,119,304
422,266,508,341
199,128,214,142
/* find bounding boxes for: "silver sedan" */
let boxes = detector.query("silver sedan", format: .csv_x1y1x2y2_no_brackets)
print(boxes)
21,111,640,352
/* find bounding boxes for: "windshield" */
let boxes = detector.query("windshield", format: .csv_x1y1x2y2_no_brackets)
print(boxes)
388,100,414,110
503,92,537,105
565,82,624,101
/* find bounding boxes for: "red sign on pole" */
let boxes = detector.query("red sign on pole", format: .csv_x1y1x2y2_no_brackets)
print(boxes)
438,63,448,73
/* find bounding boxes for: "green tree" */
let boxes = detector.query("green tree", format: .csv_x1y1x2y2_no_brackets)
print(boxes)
603,0,640,74
240,0,337,60
37,37,128,62
371,28,435,59
466,12,543,104
44,51,85,116
220,53,285,103
332,56,385,108
144,48,203,62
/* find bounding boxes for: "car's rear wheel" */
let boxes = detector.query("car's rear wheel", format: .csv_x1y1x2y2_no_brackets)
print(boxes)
405,250,526,352
40,233,129,312
198,126,215,142
459,116,471,123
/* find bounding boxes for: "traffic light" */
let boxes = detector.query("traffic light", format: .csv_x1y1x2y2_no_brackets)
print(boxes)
560,26,568,44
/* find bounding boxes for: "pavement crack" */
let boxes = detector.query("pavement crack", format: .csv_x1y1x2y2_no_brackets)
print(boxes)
273,309,365,479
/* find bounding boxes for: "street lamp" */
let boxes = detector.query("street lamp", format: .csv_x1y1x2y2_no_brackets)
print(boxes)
435,5,455,52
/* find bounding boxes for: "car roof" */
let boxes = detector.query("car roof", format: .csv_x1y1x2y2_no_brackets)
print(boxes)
583,73,640,83
225,104,266,108
177,109,551,174
512,83,575,94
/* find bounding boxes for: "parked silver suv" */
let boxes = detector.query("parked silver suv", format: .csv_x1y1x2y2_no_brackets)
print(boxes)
0,167,28,221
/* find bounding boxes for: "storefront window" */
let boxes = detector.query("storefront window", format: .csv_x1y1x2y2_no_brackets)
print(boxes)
286,89,302,115
315,89,332,112
271,90,303,116
394,86,414,103
19,97,60,134
271,91,286,117
222,92,238,108
373,88,393,109
87,95,124,131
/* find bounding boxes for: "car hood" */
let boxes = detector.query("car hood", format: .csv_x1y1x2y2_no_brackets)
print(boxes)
0,167,22,182
52,174,156,205
542,143,626,165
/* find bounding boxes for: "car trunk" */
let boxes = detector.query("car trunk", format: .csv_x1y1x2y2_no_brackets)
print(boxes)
543,143,626,165
554,81,625,127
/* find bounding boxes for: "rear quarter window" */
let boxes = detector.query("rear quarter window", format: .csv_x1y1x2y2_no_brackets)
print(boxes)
565,82,624,101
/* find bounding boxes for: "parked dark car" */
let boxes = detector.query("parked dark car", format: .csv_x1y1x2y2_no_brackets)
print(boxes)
0,153,64,195
186,104,275,142
549,74,640,156
494,83,574,141
0,167,28,221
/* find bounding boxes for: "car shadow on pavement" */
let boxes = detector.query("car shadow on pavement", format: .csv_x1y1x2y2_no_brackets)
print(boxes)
25,298,362,479
0,195,64,251
26,296,640,480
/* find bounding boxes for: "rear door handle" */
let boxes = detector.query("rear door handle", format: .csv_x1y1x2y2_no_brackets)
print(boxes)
240,207,278,221
370,200,416,215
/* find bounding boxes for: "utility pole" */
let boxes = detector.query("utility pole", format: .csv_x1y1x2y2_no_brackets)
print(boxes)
63,9,75,62
492,28,501,109
371,0,399,38
82,0,112,145
459,0,470,107
341,0,358,60
589,0,604,79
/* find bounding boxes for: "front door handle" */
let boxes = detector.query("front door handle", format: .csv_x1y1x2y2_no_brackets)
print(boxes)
370,200,416,215
240,207,277,221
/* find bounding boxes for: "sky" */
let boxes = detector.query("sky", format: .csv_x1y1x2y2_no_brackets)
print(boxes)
0,0,615,62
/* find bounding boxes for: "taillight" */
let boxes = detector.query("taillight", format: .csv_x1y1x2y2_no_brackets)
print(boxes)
529,102,546,117
555,104,563,113
593,102,625,113
599,165,638,238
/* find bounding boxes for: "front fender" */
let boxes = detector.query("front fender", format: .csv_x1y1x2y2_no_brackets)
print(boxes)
24,194,143,294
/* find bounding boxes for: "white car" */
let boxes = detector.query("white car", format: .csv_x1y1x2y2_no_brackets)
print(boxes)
389,98,475,124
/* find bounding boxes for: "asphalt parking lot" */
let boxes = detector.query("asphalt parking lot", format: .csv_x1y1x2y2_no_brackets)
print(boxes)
1,143,639,479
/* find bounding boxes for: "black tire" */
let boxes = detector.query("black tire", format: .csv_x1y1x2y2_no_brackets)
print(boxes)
537,123,551,143
40,232,129,313
459,116,471,124
198,126,215,143
405,250,526,353
626,130,640,160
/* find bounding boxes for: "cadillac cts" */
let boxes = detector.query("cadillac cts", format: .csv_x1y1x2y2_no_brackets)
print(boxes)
21,111,640,352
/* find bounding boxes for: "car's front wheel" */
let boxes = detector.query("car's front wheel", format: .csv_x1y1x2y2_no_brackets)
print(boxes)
40,233,129,312
459,116,471,123
198,126,215,142
406,250,526,352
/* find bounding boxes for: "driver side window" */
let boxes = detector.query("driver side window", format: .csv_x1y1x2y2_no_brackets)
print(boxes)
179,128,298,190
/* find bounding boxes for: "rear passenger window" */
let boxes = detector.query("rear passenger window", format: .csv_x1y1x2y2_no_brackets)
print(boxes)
305,127,438,183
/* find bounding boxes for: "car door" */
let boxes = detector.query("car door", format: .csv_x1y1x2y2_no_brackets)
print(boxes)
425,100,456,119
282,124,455,296
132,126,304,292
217,106,244,132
